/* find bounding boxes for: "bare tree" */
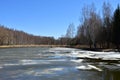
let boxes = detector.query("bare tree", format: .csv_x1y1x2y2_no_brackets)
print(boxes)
66,23,75,38
88,7,102,48
77,4,102,48
102,2,112,48
77,5,93,47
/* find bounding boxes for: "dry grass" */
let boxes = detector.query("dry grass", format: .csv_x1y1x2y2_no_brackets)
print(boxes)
0,45,67,48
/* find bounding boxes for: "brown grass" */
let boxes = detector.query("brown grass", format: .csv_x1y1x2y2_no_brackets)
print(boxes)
0,45,67,48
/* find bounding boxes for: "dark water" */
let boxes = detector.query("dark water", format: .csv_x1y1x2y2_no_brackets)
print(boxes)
0,47,120,80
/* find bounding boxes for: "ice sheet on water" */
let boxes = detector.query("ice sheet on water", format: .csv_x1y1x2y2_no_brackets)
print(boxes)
48,47,78,54
45,47,120,61
75,50,120,60
88,65,102,71
76,64,102,71
116,64,120,66
49,47,76,51
19,59,38,65
71,59,83,63
0,66,3,69
76,65,92,70
2,59,51,68
2,60,36,67
92,52,120,60
25,67,64,76
19,59,51,65
3,63,19,66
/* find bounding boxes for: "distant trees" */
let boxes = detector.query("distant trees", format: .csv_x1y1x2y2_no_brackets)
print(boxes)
0,26,55,45
56,23,75,45
66,23,75,38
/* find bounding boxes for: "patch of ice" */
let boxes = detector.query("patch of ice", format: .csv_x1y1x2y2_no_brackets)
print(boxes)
3,60,51,67
76,65,92,70
77,51,87,54
19,59,51,65
70,51,80,58
4,63,19,66
76,53,93,58
76,64,102,71
0,66,3,69
71,59,83,63
49,59,67,62
74,50,120,60
96,53,120,60
19,60,38,65
71,51,79,54
49,47,75,51
26,67,64,76
26,71,35,75
48,47,78,54
39,67,63,75
88,65,102,71
115,64,120,67
49,68,64,71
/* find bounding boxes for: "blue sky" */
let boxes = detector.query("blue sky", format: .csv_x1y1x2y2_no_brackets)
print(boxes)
0,0,119,38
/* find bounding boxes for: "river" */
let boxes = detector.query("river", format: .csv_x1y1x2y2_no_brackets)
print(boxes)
0,47,120,80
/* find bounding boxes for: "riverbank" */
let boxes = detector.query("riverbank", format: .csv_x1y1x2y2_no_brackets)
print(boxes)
0,44,118,52
0,45,68,48
67,45,118,52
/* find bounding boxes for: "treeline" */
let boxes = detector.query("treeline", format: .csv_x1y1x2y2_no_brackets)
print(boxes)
1,2,120,50
0,26,55,45
59,2,120,49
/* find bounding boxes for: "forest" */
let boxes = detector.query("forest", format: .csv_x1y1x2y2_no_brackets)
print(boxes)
0,2,120,50
60,2,120,50
0,26,55,45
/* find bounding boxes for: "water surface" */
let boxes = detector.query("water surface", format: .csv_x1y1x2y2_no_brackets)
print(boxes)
0,47,120,80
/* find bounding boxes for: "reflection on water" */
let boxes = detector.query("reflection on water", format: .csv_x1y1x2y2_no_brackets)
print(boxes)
0,47,120,80
103,69,120,80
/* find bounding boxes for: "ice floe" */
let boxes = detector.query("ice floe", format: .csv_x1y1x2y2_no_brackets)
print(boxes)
71,59,83,63
76,64,102,71
26,67,64,76
48,47,120,61
73,50,120,60
0,66,3,69
76,65,92,70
